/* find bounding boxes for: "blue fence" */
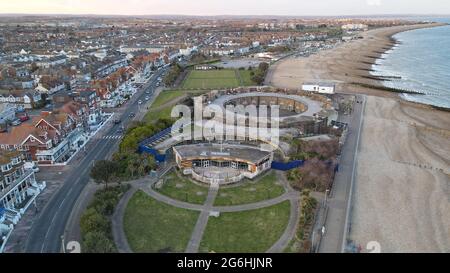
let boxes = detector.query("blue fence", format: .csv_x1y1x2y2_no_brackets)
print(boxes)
138,145,167,162
139,127,172,146
271,160,305,171
138,126,173,163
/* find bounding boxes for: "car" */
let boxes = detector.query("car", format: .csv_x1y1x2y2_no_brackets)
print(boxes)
138,100,143,105
129,112,136,118
18,115,29,122
145,96,150,101
24,162,40,173
11,119,21,126
145,90,150,94
113,119,121,125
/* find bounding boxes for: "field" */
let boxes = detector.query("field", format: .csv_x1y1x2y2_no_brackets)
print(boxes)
144,89,207,123
156,171,209,204
199,201,291,253
182,69,254,89
123,190,199,253
214,171,286,206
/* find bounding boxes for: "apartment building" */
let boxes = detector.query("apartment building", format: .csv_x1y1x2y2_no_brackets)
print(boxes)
0,150,46,253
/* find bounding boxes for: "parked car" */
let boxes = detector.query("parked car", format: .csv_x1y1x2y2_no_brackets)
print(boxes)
138,100,143,105
24,162,40,173
129,112,136,118
11,119,21,126
145,96,150,101
113,119,121,125
18,114,29,122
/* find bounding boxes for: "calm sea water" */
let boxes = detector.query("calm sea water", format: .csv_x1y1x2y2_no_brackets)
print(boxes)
372,18,450,108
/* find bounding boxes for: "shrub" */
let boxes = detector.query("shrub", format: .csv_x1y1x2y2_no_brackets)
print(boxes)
80,208,111,235
82,231,116,253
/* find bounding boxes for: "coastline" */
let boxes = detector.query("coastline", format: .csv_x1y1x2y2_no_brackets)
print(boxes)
266,22,448,107
267,22,450,252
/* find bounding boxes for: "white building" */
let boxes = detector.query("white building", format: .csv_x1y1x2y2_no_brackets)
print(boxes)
0,150,46,253
302,82,335,94
341,24,368,32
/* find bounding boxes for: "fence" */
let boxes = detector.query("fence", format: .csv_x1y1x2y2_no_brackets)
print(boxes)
271,160,305,171
138,145,167,162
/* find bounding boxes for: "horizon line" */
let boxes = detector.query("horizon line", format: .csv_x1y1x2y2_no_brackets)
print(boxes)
0,12,449,18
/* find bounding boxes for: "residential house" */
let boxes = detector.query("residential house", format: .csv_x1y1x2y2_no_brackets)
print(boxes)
0,112,77,164
0,90,42,110
35,55,68,69
0,150,46,253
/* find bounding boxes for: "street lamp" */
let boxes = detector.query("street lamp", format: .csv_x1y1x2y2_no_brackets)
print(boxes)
61,235,66,253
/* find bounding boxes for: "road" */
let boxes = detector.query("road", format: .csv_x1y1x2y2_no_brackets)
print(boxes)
317,94,366,253
24,68,168,253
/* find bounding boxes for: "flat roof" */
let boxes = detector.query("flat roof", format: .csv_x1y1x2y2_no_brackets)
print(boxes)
173,143,271,163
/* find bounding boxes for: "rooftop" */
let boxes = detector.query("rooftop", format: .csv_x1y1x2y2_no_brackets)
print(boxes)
173,143,271,163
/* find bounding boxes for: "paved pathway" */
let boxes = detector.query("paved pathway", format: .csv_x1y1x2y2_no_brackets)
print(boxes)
111,187,137,253
112,171,302,253
185,185,218,253
266,172,300,253
318,95,366,253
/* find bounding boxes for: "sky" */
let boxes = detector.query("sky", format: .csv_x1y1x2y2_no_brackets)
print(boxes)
0,0,449,16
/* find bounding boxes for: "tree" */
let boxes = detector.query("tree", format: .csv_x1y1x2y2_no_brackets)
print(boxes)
142,154,157,172
90,160,118,188
258,62,269,72
82,231,116,253
80,208,110,235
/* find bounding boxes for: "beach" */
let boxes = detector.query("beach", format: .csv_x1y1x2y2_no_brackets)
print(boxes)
267,23,450,252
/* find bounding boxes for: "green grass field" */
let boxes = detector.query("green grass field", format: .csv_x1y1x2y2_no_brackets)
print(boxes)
182,70,244,89
151,90,185,108
199,201,291,253
214,171,285,206
156,171,208,205
123,190,199,253
237,70,256,86
143,89,207,123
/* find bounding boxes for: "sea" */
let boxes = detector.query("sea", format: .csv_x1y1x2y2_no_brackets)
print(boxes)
371,17,450,109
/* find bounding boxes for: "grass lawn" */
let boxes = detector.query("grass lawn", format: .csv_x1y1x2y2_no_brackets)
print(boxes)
123,190,199,253
156,171,208,204
143,89,207,123
151,90,185,108
214,171,286,206
199,201,291,253
182,69,240,89
237,70,256,86
144,105,174,123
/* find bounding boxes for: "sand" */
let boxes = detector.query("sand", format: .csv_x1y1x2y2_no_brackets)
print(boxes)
267,23,450,252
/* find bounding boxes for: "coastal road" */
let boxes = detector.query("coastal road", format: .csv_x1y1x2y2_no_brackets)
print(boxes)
24,68,168,253
318,94,366,253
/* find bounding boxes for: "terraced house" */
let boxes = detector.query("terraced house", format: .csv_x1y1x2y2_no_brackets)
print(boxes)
0,150,46,253
0,112,78,164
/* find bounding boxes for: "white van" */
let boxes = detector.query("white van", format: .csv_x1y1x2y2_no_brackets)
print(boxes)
24,162,40,173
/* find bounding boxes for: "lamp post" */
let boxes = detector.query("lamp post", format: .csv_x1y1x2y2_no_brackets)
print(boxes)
61,234,66,253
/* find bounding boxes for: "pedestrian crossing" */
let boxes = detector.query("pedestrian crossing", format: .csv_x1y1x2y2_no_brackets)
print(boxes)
100,135,124,140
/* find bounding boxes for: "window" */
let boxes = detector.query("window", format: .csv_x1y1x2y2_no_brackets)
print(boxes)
1,164,12,172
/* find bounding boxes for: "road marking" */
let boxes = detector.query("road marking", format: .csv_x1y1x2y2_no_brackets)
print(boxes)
340,95,366,253
39,138,115,253
30,71,166,252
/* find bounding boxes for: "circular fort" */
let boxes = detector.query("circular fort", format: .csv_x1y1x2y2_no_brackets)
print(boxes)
212,92,323,122
142,89,335,185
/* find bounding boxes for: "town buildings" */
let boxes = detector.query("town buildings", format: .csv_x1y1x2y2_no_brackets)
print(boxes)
0,150,46,252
